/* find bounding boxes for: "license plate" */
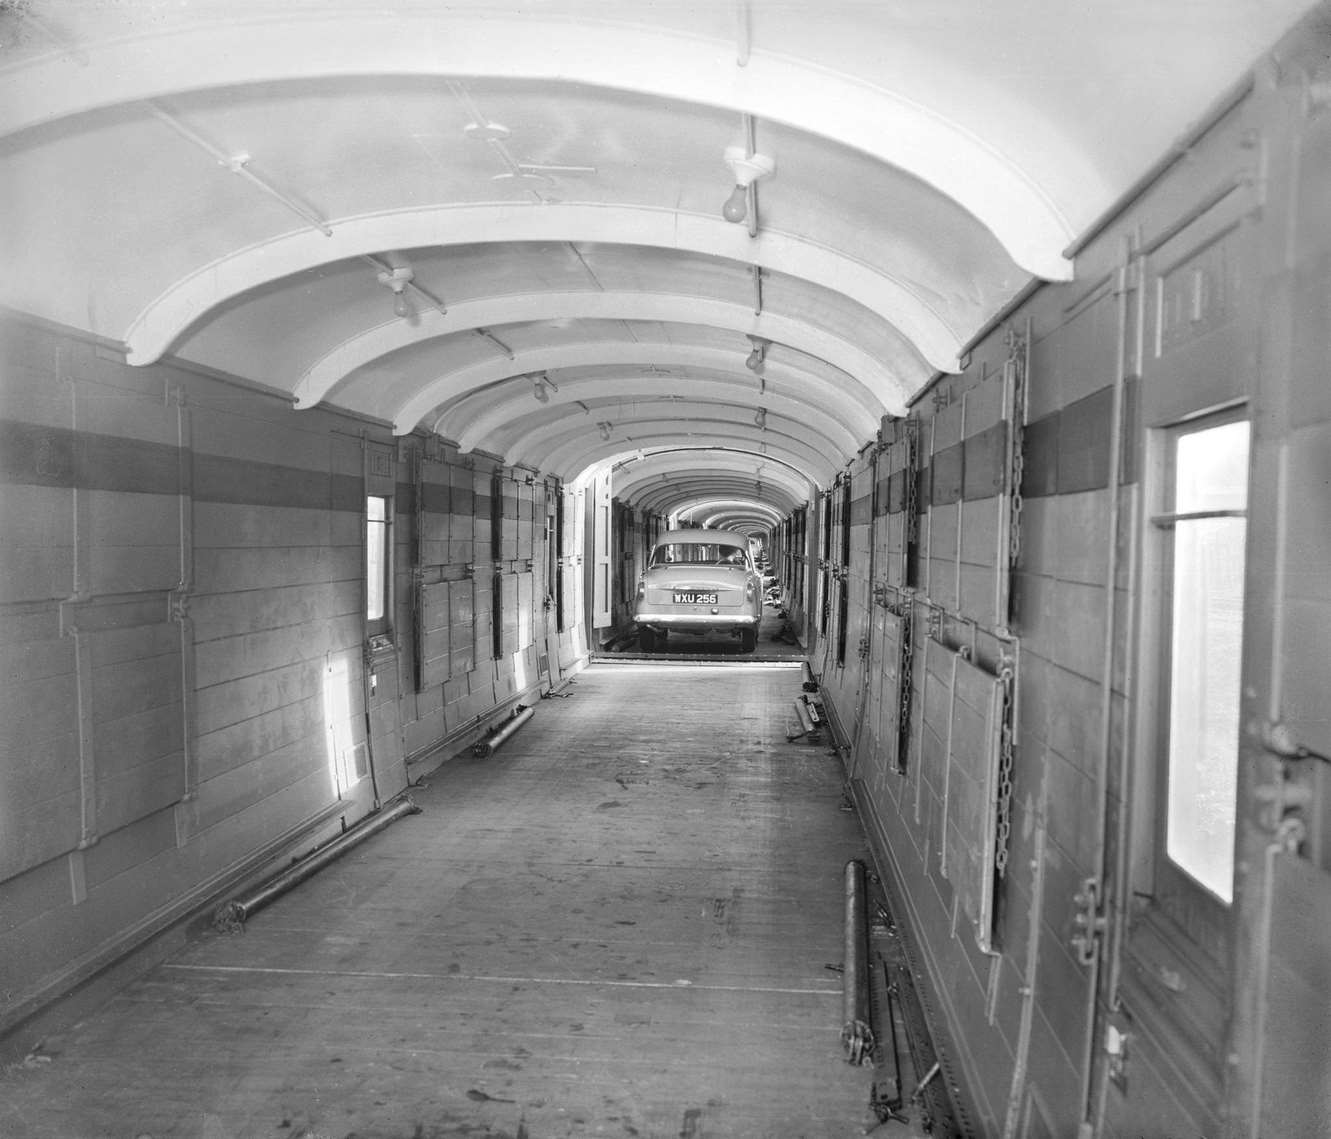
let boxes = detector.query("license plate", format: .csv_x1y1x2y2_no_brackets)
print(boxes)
673,591,717,605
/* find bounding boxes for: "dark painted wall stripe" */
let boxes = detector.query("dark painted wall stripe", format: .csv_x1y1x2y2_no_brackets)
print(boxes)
963,421,1008,500
874,476,890,516
930,441,964,506
1057,387,1114,495
1021,414,1060,499
850,492,872,526
888,469,907,514
0,420,180,495
1019,383,1139,499
193,454,361,512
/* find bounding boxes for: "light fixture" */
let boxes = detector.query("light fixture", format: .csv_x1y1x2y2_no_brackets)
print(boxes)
377,266,415,319
597,421,612,441
721,145,775,224
722,185,748,224
531,373,558,403
754,407,767,428
745,336,769,374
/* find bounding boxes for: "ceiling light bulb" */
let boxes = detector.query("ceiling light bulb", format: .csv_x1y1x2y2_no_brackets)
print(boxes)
754,408,767,428
745,347,764,372
393,291,411,319
533,379,549,403
722,184,748,224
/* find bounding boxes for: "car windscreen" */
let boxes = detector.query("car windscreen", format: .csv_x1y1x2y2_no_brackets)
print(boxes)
650,542,747,567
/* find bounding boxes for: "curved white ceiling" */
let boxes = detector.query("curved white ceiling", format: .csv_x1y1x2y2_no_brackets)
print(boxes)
0,0,1314,528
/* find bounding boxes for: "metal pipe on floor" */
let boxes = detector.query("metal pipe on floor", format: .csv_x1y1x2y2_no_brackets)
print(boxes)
841,858,874,1065
472,704,535,757
213,795,421,931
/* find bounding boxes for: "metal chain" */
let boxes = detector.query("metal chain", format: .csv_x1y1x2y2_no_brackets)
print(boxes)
994,659,1016,877
896,597,914,774
1004,327,1027,568
903,420,919,549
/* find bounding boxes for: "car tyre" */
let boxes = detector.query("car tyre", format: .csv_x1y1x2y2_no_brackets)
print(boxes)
740,627,756,653
639,627,658,652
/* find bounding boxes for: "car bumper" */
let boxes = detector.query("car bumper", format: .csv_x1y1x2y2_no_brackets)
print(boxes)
635,611,761,630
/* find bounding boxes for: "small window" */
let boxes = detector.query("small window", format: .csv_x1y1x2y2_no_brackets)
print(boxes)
367,495,392,637
1158,416,1249,903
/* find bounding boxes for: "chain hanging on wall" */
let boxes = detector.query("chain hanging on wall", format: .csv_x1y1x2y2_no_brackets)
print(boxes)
1003,323,1029,570
994,655,1017,877
896,597,915,775
903,418,920,558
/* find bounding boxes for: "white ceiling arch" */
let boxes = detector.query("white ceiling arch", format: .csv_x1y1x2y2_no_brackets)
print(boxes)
599,453,813,508
516,409,849,476
493,400,858,472
291,289,919,412
448,374,873,460
0,4,1084,280
620,468,803,508
637,480,804,518
410,344,889,442
691,499,785,519
538,423,838,486
638,484,803,520
614,455,812,507
1,0,1316,529
125,206,958,376
689,501,785,526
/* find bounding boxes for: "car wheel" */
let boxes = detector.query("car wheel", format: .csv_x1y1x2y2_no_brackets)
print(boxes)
639,627,657,652
740,627,756,653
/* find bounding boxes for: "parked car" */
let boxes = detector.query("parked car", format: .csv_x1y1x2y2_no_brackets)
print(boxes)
634,528,763,652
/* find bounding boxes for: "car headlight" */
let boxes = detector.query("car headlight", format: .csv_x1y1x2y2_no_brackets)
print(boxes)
745,579,754,601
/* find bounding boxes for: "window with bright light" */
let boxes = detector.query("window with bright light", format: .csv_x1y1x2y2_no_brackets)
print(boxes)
367,495,391,636
1160,417,1249,903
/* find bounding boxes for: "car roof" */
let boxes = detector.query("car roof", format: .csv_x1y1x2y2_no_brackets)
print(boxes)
654,529,750,546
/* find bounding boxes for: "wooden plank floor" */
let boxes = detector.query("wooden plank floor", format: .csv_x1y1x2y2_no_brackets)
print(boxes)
0,661,885,1139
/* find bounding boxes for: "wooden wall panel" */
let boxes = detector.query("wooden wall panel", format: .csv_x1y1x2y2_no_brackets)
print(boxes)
450,579,476,676
0,485,74,602
418,580,452,690
939,653,1003,952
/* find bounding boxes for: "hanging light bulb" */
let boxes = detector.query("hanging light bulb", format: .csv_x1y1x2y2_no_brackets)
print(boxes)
745,336,769,373
721,145,775,225
531,373,557,402
377,265,415,320
722,184,748,224
754,407,767,428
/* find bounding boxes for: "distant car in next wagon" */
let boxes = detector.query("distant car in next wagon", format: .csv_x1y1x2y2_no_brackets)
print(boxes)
633,528,764,652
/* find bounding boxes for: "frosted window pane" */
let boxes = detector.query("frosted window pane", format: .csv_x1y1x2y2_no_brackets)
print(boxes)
367,496,387,623
1175,421,1249,513
1165,422,1248,903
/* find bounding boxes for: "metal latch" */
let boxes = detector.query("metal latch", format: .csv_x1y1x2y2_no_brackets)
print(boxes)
1070,877,1106,966
1263,721,1331,764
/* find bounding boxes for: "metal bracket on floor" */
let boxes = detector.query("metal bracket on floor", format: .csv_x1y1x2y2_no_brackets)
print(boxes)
787,693,825,741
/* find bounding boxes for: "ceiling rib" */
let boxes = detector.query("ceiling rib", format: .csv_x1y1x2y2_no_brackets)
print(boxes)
148,102,333,236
